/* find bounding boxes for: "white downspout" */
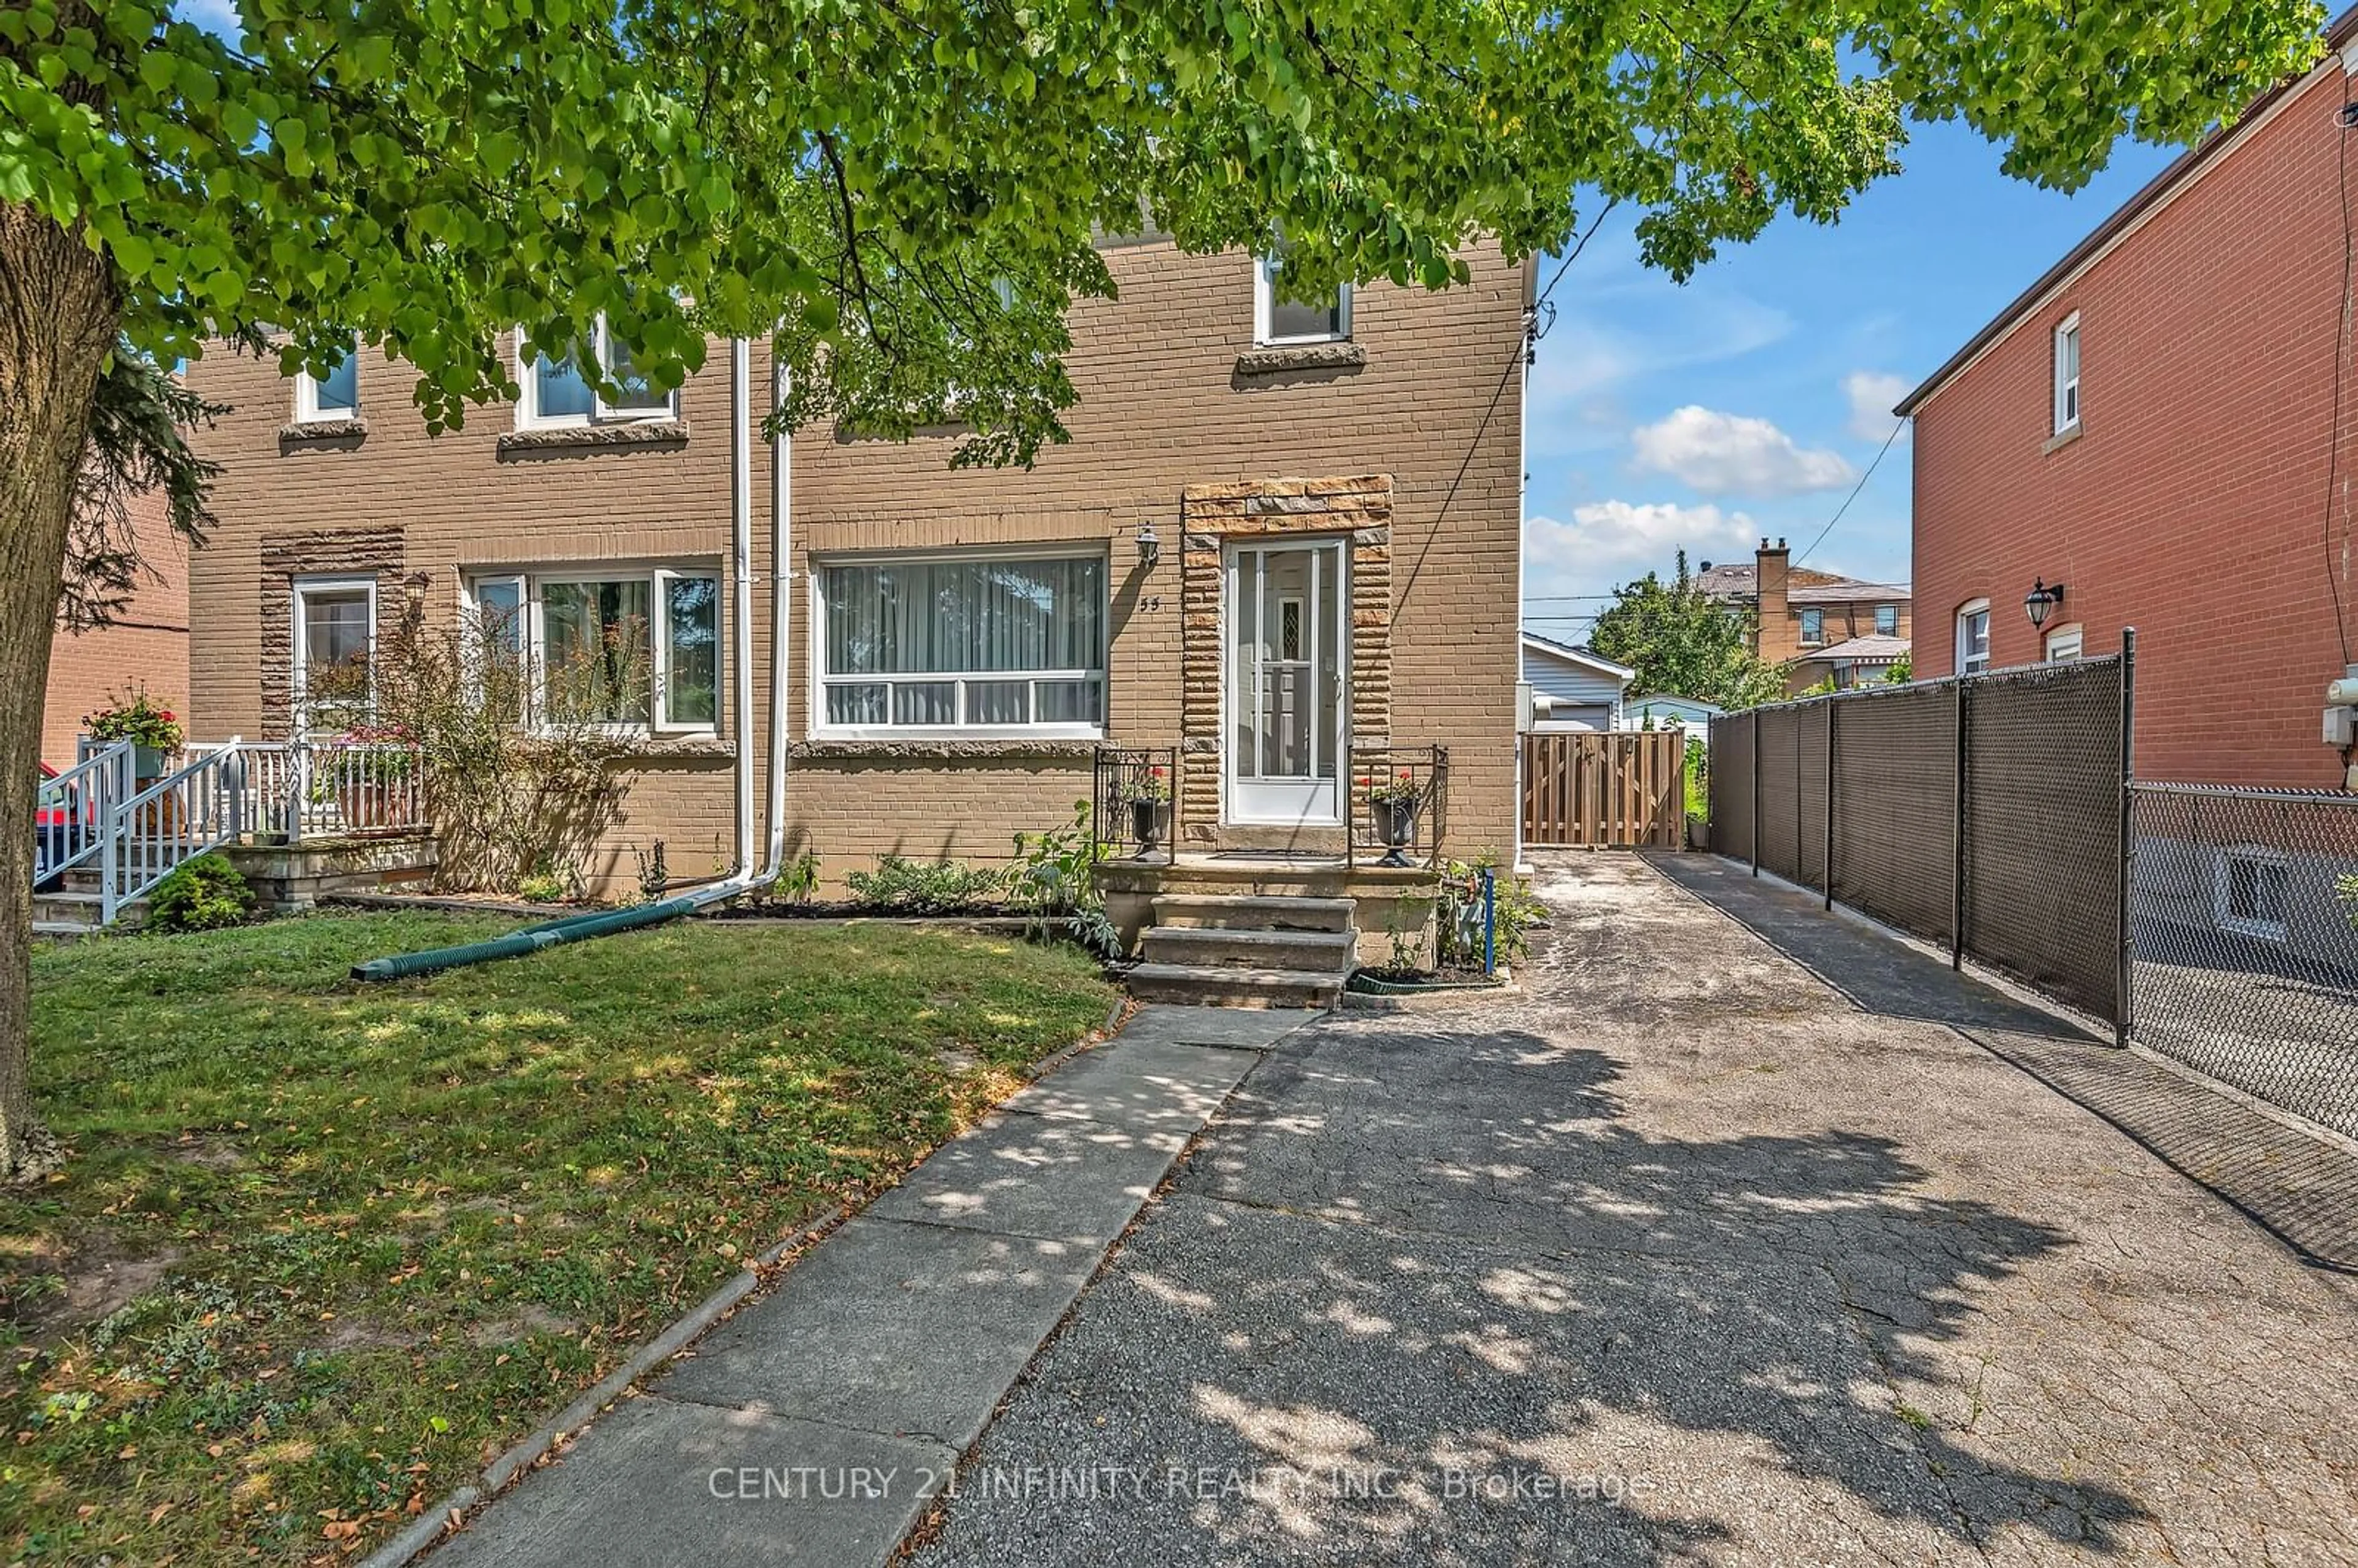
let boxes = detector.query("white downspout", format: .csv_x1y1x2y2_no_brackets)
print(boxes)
729,335,757,877
762,344,792,878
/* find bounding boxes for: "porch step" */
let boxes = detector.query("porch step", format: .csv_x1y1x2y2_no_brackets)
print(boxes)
1141,924,1357,972
32,890,145,932
1124,963,1345,1010
1150,894,1356,933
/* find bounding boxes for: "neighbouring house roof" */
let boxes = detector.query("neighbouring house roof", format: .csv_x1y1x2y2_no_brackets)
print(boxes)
1519,631,1636,683
1800,634,1911,665
1694,563,1909,605
1628,693,1725,716
1896,4,2358,417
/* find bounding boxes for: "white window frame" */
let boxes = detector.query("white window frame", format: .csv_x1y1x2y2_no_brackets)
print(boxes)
514,316,679,429
2052,312,2081,436
2044,623,2084,662
1799,607,1824,646
2213,844,2292,943
1253,255,1352,346
294,341,359,423
1956,599,1991,676
291,574,378,731
467,565,722,735
808,544,1109,742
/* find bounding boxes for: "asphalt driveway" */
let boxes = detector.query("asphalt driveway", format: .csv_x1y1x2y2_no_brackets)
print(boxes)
909,852,2358,1566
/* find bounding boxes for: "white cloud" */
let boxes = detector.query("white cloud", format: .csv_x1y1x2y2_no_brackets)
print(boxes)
1841,371,1913,444
1629,406,1856,497
1525,500,1755,576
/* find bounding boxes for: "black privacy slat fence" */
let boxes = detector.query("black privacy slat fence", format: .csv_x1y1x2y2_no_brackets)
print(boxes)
1708,647,2132,1028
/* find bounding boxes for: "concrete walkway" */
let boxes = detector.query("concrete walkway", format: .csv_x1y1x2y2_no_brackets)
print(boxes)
431,1004,1305,1567
910,854,2358,1566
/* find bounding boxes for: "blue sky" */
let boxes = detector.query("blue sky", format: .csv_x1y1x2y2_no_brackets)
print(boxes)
1521,122,2179,643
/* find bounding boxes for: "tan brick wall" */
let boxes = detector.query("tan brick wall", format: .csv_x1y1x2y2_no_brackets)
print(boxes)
44,487,191,767
184,240,1531,891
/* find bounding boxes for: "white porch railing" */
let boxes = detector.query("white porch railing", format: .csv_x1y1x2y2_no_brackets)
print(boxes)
41,737,426,926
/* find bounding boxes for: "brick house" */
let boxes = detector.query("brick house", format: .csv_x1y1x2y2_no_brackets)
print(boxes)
181,239,1532,917
1897,15,2358,790
43,486,189,768
1697,539,1911,694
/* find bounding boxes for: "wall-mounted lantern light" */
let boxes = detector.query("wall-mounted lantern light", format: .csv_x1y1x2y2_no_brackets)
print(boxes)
1136,521,1161,569
2024,578,2066,629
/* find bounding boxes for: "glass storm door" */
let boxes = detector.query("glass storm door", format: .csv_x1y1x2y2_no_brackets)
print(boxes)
1226,540,1346,824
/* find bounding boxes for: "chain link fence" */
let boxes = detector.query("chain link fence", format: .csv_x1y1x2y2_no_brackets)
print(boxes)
2130,785,2358,1141
1708,651,2131,1025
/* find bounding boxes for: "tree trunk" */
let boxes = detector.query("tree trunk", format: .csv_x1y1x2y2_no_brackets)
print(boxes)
0,202,121,1179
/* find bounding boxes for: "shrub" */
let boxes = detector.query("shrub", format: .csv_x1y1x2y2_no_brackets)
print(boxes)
147,853,257,933
845,855,1005,913
1010,801,1121,959
1436,853,1545,968
516,871,569,904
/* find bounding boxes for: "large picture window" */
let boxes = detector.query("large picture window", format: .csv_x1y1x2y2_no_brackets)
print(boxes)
292,575,376,729
817,552,1106,735
467,568,719,732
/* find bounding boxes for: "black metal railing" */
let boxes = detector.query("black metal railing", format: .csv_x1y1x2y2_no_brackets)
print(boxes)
1091,745,1180,863
1346,744,1449,871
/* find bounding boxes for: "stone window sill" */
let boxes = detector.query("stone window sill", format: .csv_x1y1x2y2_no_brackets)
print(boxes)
1234,341,1366,378
583,734,734,761
792,739,1103,763
279,417,368,443
497,418,690,455
2042,422,2084,456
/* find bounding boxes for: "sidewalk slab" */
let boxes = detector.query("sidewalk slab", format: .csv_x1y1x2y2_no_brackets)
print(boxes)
998,1038,1258,1137
862,1114,1191,1245
658,1217,1093,1447
1114,1004,1313,1050
432,1394,951,1568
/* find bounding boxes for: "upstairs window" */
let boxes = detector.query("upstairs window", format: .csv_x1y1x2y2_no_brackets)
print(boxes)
518,316,676,427
1799,608,1824,646
2052,312,2081,436
295,340,358,422
1254,254,1351,346
1875,604,1899,636
1956,599,1991,676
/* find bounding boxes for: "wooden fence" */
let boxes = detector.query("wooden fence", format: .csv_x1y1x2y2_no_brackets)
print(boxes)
1521,730,1687,849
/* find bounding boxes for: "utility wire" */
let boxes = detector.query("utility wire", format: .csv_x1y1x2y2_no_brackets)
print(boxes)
1789,413,1905,574
2322,104,2356,665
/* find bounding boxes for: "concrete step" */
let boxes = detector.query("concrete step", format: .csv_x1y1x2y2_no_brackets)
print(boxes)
1150,894,1356,933
1124,962,1342,1010
33,890,145,931
1140,925,1356,973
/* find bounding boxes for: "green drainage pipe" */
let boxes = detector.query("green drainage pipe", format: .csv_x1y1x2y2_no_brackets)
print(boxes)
351,895,706,982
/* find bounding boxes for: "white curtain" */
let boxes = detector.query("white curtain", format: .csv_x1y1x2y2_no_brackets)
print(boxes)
824,557,1104,676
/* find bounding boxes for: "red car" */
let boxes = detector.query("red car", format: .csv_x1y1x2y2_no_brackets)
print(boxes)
36,762,92,891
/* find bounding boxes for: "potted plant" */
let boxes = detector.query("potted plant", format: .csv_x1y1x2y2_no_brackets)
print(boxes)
1363,767,1423,866
330,722,418,831
84,689,185,784
1127,765,1172,855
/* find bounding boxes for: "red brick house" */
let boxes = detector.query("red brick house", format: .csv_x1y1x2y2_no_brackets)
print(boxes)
43,487,189,767
1899,15,2358,790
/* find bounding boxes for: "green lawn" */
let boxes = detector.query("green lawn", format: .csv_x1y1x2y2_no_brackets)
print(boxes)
1,912,1115,1564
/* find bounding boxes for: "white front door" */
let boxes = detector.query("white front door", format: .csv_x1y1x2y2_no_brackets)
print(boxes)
1226,540,1347,825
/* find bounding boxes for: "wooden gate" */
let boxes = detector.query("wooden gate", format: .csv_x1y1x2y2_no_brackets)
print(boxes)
1521,731,1687,848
